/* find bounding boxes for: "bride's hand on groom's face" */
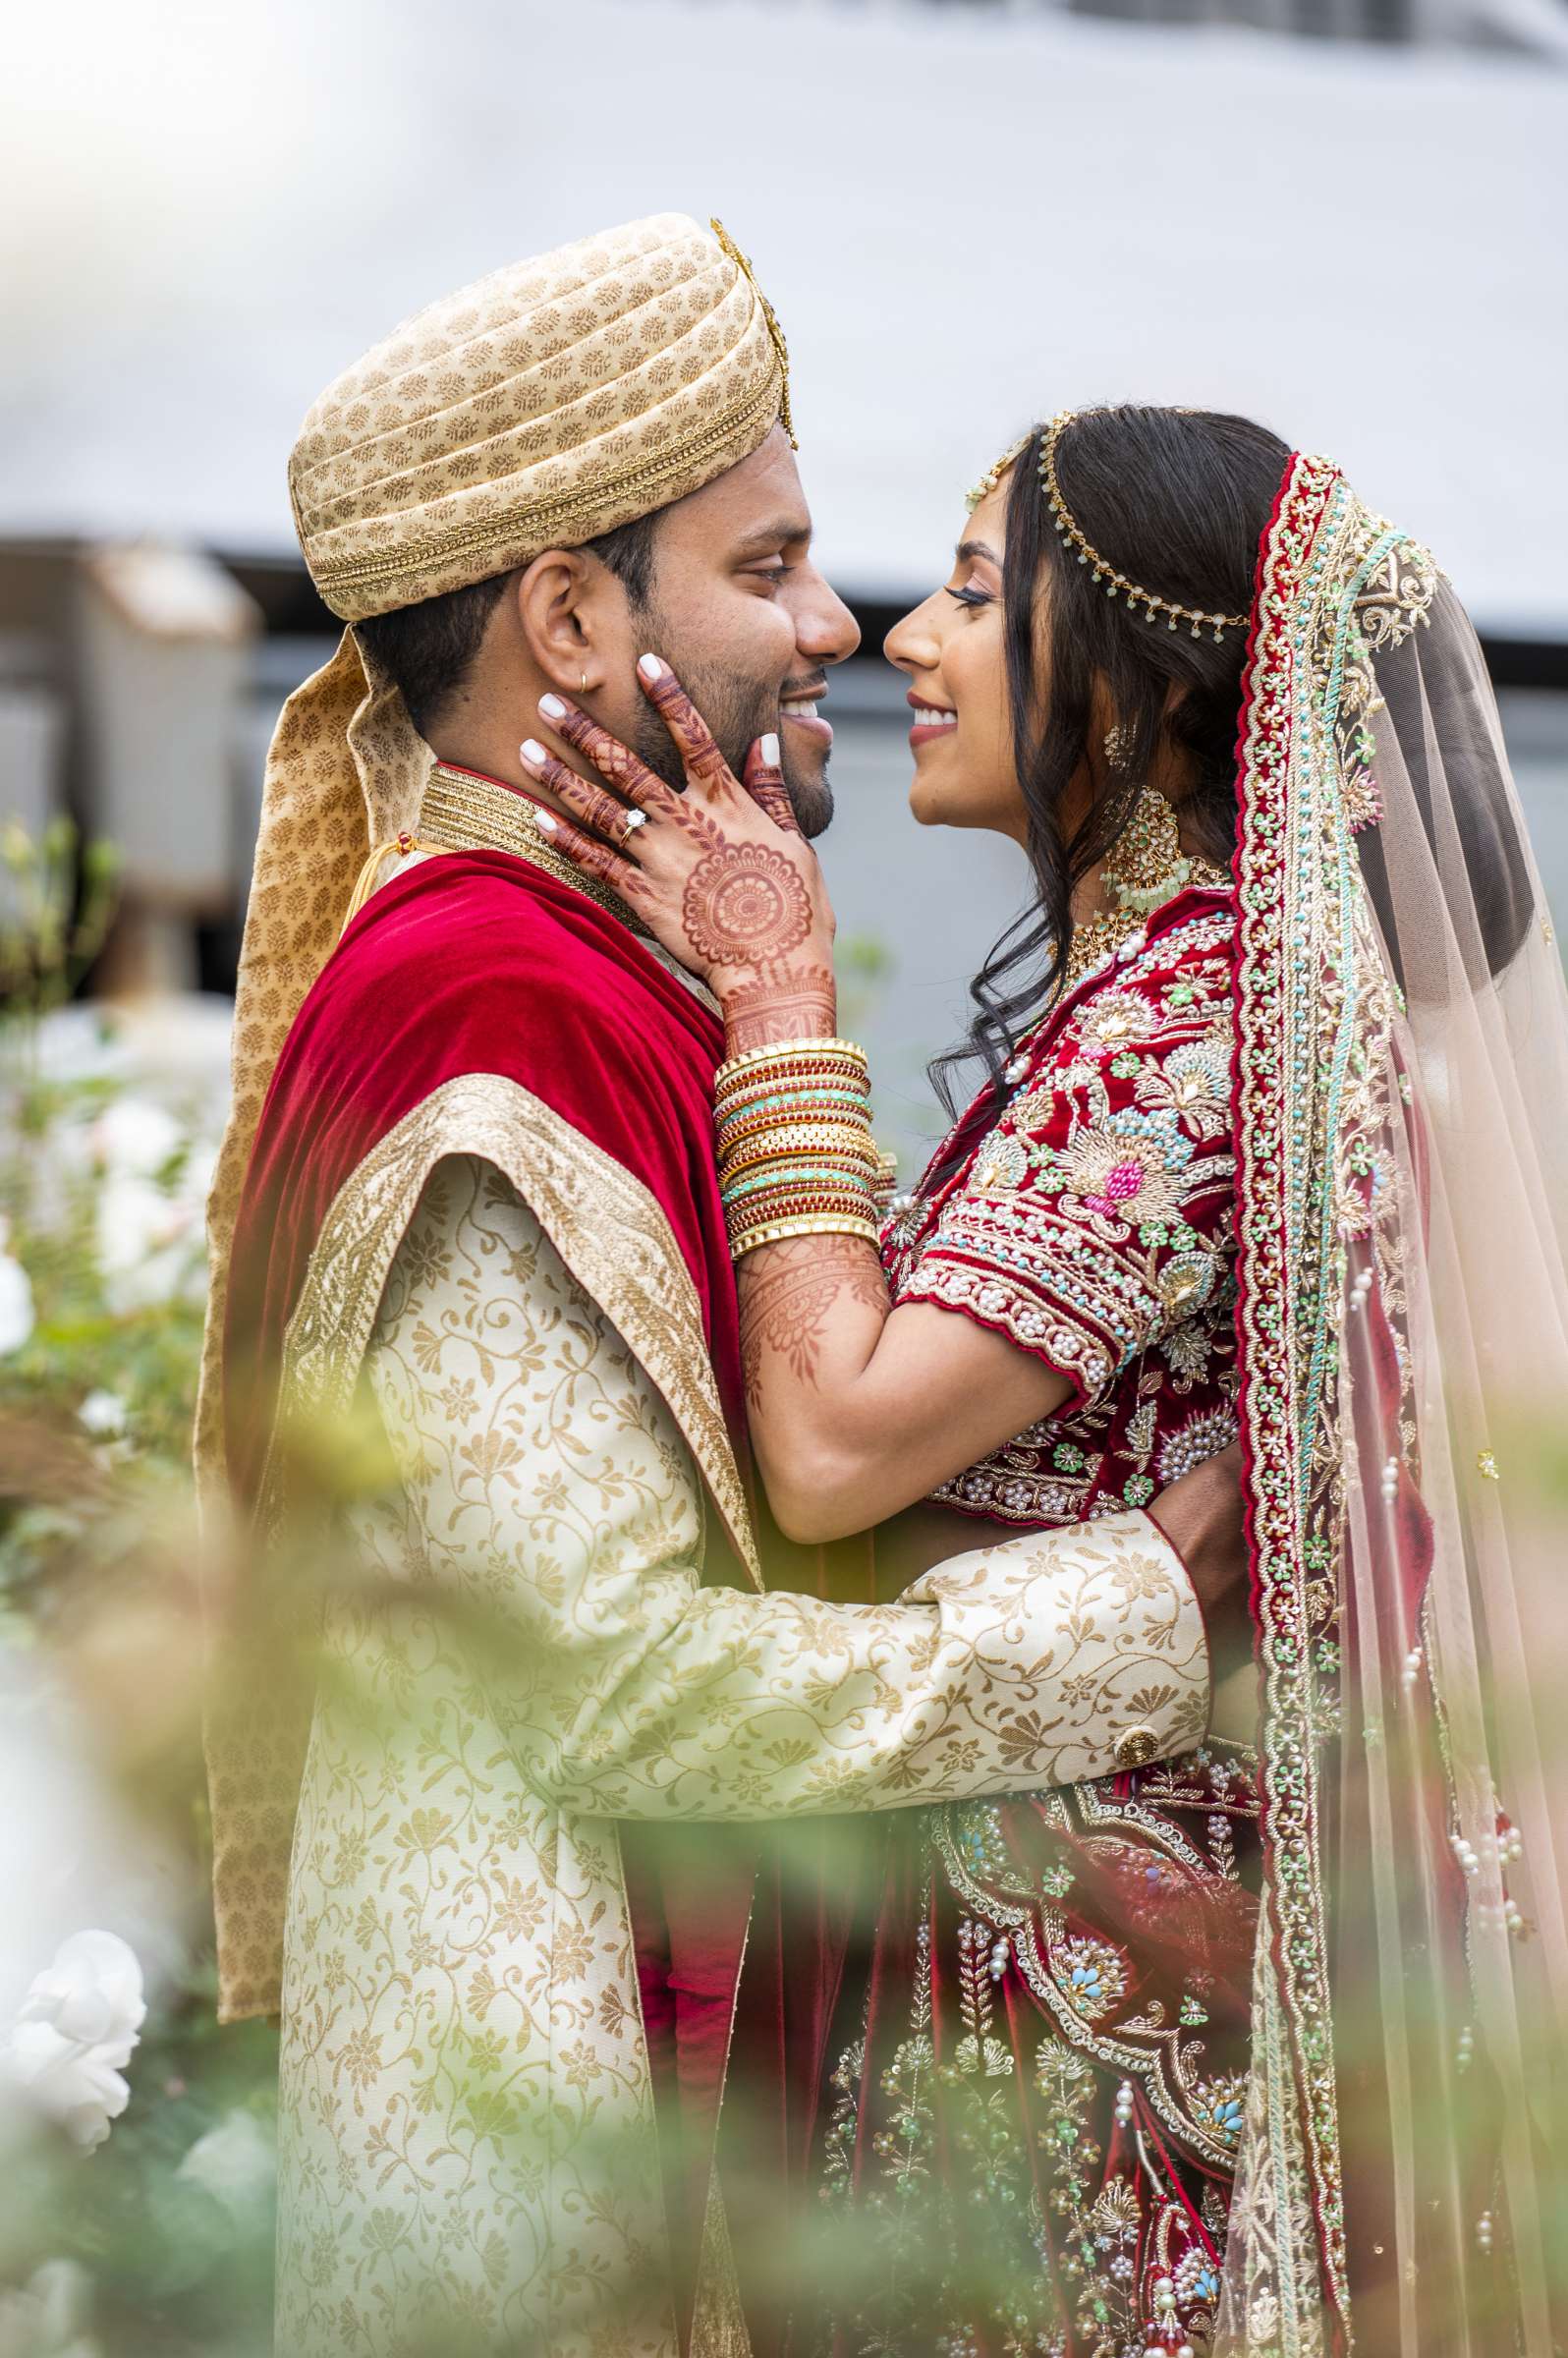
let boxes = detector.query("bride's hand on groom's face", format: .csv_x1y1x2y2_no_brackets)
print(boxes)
517,654,838,1007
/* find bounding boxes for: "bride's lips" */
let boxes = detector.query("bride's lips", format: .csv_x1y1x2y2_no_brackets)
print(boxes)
908,691,958,750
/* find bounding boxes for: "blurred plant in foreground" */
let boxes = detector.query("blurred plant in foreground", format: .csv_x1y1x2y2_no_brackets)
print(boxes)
0,820,119,1034
1,817,1564,2355
0,825,274,2358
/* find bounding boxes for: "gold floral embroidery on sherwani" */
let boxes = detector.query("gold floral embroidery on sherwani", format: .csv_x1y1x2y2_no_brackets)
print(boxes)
273,1154,1212,2356
203,1067,757,2034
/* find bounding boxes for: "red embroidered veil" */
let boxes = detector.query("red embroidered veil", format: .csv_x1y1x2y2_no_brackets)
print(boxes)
1219,455,1568,2351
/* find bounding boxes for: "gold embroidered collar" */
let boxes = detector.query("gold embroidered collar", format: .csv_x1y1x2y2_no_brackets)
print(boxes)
419,761,647,933
417,762,719,1016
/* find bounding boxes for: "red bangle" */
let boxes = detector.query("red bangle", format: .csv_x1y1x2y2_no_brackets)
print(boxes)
726,1188,872,1226
716,1061,870,1095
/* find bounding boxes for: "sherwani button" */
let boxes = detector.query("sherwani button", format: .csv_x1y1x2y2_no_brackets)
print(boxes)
1114,1724,1160,1769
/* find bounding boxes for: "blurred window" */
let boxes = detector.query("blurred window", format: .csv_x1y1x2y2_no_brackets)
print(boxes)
780,0,1568,57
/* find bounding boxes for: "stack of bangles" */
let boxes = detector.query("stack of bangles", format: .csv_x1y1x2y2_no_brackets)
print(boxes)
714,1039,898,1263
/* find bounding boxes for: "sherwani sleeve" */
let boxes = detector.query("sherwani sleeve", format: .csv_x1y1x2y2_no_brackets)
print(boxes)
361,1155,1210,1817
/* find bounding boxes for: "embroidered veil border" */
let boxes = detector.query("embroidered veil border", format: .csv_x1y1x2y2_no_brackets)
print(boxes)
1219,456,1568,2353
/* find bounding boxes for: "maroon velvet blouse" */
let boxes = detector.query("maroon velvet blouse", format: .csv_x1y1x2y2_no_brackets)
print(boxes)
884,885,1240,1526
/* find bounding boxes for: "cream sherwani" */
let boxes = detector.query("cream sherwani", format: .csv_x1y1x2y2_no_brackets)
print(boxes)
273,1151,1211,2358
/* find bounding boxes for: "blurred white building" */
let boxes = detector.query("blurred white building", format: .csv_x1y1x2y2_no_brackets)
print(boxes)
1,0,1563,1153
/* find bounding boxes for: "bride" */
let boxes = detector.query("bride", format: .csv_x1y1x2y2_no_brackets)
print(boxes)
527,405,1568,2357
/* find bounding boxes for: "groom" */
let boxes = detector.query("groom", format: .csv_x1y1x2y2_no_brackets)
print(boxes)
198,213,1243,2357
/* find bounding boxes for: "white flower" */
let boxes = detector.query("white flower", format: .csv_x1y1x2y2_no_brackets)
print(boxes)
175,2108,276,2224
88,1096,184,1180
3,1933,145,2153
94,1172,201,1315
0,2258,100,2358
0,1255,34,1355
77,1391,128,1439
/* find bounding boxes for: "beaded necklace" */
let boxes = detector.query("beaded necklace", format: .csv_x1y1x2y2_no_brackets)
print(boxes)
1059,786,1229,1000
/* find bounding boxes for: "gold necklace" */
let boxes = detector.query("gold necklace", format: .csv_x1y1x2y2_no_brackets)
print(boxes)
1058,787,1228,998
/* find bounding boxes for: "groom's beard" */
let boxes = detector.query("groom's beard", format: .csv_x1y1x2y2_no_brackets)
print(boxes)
627,617,835,840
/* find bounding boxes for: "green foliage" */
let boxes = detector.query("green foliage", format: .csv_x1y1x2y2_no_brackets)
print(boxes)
1,842,278,2352
0,817,120,1025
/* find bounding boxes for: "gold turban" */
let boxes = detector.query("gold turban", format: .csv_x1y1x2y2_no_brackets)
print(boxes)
292,211,793,623
196,211,793,1501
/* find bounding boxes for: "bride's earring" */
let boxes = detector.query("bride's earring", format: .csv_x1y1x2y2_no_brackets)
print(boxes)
1103,722,1134,771
1101,785,1194,919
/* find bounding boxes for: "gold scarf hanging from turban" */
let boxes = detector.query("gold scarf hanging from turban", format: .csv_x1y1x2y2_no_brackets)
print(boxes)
196,210,793,1500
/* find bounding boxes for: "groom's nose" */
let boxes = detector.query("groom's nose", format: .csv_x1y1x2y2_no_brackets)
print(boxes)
783,562,861,669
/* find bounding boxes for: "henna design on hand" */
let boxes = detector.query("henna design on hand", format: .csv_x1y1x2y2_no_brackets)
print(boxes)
544,812,644,895
642,665,736,793
743,734,799,836
542,700,676,813
540,665,837,998
739,1234,890,1409
682,842,812,969
748,778,797,831
722,969,837,1053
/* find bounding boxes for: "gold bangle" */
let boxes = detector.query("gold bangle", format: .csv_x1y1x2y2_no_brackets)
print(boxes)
729,1212,881,1262
711,1065,868,1108
719,1125,877,1171
726,1192,876,1234
724,1174,877,1215
715,1037,868,1087
722,1155,878,1195
723,1183,877,1223
718,1095,875,1137
716,1090,869,1136
711,1065,863,1098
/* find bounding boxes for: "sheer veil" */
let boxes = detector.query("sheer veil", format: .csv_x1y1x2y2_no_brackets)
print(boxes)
1217,454,1568,2352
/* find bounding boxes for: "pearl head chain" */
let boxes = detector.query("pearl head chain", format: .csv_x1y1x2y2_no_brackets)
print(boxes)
968,410,1252,645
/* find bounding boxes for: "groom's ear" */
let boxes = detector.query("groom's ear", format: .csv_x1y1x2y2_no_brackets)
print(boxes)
513,547,630,698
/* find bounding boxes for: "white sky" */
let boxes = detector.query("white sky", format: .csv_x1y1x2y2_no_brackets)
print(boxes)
2,0,1564,631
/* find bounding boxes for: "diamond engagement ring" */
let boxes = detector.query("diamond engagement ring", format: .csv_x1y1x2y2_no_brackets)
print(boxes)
619,809,648,844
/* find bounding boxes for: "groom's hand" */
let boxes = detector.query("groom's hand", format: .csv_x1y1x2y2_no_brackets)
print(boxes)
1148,1441,1252,1677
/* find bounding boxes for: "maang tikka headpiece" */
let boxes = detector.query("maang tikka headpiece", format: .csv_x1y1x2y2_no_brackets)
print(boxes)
968,410,1251,645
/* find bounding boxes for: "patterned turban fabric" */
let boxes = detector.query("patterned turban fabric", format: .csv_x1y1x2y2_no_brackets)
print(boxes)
292,211,793,622
196,211,794,1503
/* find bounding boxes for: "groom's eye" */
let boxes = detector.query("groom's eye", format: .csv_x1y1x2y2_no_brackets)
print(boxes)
747,566,788,592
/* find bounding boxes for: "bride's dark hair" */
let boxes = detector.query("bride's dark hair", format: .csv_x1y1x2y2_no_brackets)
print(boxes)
930,405,1291,1128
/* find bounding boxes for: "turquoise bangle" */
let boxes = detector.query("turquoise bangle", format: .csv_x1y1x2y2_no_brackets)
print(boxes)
716,1086,869,1126
721,1164,877,1207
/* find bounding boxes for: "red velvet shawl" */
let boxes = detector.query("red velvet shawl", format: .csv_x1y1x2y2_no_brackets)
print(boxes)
223,844,865,2343
224,848,744,1502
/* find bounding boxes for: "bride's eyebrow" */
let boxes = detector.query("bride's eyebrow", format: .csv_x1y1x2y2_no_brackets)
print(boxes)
955,537,1001,566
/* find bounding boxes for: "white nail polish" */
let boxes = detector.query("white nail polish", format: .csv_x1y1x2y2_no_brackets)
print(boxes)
538,694,567,720
533,808,558,833
638,653,665,682
759,732,780,769
521,739,547,765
